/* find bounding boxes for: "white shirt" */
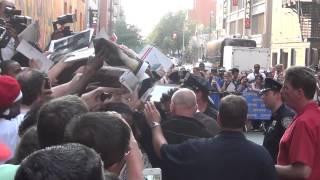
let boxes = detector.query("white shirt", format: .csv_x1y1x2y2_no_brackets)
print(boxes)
0,113,25,164
0,38,16,61
247,72,266,82
225,82,236,92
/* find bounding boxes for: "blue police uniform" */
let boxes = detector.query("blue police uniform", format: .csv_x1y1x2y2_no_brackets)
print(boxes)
260,78,295,162
263,104,295,162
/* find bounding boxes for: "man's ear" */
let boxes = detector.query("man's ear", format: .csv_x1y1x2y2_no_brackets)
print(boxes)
194,103,199,113
296,88,305,99
170,101,174,113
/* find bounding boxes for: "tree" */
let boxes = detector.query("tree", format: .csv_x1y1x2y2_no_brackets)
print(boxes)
114,18,144,52
147,11,196,56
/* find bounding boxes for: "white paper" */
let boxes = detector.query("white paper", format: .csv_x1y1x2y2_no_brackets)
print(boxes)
48,28,94,55
18,20,40,44
139,45,173,72
142,84,179,102
119,71,139,93
64,47,95,62
140,87,154,102
136,62,149,81
16,40,53,72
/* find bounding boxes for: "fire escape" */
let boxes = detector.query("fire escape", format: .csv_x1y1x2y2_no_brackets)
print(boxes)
283,0,320,66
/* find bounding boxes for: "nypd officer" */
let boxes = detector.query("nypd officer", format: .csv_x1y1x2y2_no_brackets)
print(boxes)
182,73,218,118
260,78,295,162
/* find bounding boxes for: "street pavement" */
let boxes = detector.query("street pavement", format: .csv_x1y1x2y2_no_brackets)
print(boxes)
245,131,264,145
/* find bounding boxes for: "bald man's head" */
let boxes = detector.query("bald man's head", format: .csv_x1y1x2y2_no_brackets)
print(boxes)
170,88,197,116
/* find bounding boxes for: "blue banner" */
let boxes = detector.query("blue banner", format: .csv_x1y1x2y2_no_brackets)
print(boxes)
242,91,271,120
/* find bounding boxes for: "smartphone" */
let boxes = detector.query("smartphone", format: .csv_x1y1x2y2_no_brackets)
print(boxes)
143,168,161,180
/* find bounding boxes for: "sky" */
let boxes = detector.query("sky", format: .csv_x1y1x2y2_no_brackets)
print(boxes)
121,0,193,38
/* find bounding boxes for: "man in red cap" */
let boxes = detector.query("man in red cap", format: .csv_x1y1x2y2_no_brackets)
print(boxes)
0,75,23,163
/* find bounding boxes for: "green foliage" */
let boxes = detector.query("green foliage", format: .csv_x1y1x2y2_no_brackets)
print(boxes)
147,11,196,55
114,18,145,52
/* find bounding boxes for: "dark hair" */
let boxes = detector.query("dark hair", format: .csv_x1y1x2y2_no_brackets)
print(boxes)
255,74,263,81
37,95,88,148
103,102,133,118
19,96,53,137
8,126,40,165
160,88,179,104
15,143,104,180
16,69,47,106
284,66,316,99
219,95,247,129
231,68,239,74
0,60,19,75
64,112,131,169
103,102,134,130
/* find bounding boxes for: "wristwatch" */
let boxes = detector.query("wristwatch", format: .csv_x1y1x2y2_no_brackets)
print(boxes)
150,121,160,129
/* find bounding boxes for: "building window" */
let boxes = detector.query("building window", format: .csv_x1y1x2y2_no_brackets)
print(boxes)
280,49,288,69
237,19,243,35
252,0,264,4
238,0,244,9
291,49,296,66
272,53,278,66
229,21,236,35
251,13,264,35
230,0,244,12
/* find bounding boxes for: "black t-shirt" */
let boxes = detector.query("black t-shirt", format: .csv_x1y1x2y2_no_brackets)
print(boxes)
160,131,277,180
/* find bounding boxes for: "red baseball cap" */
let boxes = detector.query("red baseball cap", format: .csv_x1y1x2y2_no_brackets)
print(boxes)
0,75,22,109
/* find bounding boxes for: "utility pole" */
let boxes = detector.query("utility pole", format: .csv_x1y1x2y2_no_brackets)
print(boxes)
209,11,213,40
108,0,113,36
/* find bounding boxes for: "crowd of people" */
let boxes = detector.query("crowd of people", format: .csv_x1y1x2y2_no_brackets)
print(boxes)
0,0,320,180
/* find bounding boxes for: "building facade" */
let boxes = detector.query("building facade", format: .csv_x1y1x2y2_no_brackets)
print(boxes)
216,0,266,46
216,0,320,68
189,0,216,27
15,0,86,48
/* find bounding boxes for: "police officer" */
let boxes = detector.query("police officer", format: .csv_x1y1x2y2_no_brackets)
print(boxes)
182,72,218,118
260,78,295,162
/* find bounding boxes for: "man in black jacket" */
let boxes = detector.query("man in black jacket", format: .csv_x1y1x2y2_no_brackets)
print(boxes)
144,94,277,180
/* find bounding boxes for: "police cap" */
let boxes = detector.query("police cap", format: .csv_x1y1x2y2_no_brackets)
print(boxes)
181,73,212,93
260,78,282,94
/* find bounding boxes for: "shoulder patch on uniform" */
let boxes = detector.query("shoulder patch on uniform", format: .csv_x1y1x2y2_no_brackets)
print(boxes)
281,117,293,128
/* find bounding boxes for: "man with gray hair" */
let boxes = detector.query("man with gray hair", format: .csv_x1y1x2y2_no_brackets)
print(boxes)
144,95,277,180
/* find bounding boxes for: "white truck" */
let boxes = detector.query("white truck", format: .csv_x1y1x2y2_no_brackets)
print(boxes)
206,38,270,71
223,46,270,72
